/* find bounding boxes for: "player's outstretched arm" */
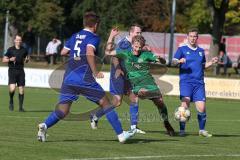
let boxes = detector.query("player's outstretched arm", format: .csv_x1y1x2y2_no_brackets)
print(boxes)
105,28,119,56
205,57,218,68
171,58,186,66
61,48,70,56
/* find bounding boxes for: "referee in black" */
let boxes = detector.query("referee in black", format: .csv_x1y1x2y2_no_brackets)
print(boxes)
2,34,29,112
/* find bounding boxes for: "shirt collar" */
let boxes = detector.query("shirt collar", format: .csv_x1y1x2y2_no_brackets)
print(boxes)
187,43,198,51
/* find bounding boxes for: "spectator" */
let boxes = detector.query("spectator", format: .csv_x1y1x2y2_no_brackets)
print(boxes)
216,50,228,75
233,55,240,75
45,37,61,65
219,37,226,54
23,26,35,55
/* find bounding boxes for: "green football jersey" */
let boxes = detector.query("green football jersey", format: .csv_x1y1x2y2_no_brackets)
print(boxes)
116,50,160,95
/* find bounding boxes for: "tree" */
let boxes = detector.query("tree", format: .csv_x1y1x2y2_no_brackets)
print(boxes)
208,0,229,57
30,0,65,37
133,0,192,33
69,0,138,39
225,0,240,35
186,0,211,33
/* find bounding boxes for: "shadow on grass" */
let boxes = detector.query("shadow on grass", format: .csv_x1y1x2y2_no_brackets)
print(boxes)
211,134,240,137
146,131,240,138
25,110,52,113
47,138,179,144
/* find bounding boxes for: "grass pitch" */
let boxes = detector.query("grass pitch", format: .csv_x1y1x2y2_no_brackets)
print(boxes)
0,85,240,160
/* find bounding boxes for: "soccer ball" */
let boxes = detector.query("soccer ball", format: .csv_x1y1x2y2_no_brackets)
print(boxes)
174,106,191,122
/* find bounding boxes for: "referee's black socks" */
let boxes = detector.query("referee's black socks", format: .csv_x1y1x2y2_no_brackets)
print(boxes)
19,94,24,111
9,91,15,104
9,91,15,111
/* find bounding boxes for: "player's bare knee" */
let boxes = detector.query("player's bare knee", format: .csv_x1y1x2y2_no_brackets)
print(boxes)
113,100,121,107
99,96,111,107
9,84,16,92
18,86,24,94
181,97,190,108
111,95,122,107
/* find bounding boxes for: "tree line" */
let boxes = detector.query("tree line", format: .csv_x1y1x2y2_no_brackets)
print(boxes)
0,0,239,55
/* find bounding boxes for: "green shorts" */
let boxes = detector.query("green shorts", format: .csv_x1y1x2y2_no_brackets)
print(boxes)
131,76,162,99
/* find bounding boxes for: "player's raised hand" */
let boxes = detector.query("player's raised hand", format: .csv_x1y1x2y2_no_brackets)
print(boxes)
110,27,119,38
94,72,104,79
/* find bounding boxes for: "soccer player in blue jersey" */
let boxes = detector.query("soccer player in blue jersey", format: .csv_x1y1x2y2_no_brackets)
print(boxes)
37,11,135,143
172,28,218,137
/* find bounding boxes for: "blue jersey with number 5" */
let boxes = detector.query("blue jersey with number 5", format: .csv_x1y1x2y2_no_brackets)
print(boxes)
63,29,100,85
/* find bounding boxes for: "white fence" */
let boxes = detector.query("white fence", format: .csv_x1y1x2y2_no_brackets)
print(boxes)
0,67,239,100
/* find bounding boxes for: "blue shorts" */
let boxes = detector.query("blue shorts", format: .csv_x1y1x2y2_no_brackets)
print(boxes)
180,82,206,102
109,67,131,95
59,82,105,104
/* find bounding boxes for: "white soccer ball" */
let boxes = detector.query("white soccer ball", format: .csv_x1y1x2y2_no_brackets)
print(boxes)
174,106,191,122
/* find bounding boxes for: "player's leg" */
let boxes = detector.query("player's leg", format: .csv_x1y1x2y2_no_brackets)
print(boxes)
179,82,192,136
151,97,175,136
8,69,16,111
129,92,138,129
193,84,212,137
38,103,71,142
17,70,26,112
84,83,136,143
18,86,25,112
8,84,16,111
128,91,146,134
179,97,190,136
100,95,136,143
37,84,75,142
89,71,125,129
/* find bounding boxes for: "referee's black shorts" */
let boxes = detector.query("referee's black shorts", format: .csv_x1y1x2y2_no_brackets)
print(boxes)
8,69,25,86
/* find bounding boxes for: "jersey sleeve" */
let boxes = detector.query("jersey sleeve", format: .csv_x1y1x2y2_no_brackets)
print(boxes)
4,48,12,58
64,35,75,50
174,47,183,60
141,52,158,62
115,50,129,60
87,36,100,51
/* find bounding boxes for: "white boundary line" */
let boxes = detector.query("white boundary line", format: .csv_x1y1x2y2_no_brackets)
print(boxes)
63,154,240,160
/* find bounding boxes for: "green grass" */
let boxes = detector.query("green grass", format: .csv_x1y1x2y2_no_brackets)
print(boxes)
0,85,240,160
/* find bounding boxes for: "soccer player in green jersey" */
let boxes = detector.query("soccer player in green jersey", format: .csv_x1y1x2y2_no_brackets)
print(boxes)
105,30,175,135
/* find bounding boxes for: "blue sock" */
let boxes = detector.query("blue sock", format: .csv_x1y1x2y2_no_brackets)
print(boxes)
197,112,206,130
44,110,65,128
95,107,107,119
105,106,123,135
129,103,139,126
179,122,186,131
